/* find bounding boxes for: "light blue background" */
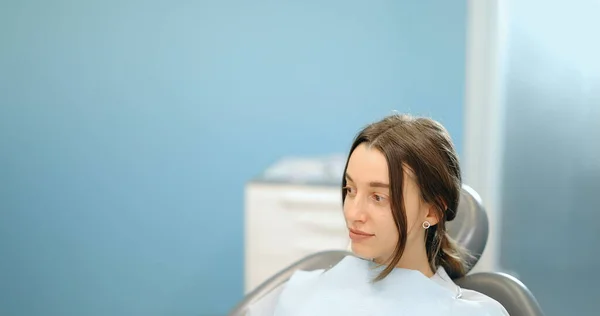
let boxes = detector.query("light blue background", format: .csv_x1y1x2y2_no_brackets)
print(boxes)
0,1,466,315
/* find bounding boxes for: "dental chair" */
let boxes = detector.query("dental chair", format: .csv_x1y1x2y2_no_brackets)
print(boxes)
230,185,545,316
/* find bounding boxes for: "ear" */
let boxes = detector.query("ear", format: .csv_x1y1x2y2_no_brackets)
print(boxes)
424,203,441,226
424,198,447,226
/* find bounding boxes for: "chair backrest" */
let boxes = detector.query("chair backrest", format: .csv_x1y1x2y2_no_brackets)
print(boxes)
447,184,489,271
455,272,545,316
229,185,544,316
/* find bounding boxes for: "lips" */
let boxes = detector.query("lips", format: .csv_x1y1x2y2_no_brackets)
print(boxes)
349,228,375,242
349,228,374,236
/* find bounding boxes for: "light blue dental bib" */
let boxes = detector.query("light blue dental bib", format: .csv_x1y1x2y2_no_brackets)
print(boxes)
273,256,500,316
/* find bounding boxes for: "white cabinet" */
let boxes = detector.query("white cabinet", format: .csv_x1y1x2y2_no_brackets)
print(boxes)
244,156,349,293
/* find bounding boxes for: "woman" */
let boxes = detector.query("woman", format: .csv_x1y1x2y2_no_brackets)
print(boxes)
247,114,509,315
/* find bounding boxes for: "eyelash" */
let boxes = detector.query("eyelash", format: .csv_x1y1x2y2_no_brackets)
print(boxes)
372,194,385,202
343,186,355,194
343,186,387,203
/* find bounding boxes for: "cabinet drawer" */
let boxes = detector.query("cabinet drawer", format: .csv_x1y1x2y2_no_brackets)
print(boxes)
245,183,350,292
245,252,304,293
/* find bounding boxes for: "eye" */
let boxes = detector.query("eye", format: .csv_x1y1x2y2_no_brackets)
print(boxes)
371,193,387,203
343,186,357,197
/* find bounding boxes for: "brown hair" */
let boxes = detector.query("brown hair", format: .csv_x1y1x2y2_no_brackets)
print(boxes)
341,114,469,280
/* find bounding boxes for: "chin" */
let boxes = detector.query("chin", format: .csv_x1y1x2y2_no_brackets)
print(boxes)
351,243,375,260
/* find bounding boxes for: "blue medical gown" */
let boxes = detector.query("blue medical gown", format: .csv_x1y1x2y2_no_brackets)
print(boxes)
246,256,509,316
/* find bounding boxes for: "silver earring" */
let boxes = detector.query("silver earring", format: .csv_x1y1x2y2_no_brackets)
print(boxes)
422,221,431,229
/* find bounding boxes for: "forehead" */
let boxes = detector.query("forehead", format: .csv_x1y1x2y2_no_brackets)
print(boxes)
346,143,389,183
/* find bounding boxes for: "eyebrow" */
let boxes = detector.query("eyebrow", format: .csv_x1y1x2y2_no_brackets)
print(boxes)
345,173,390,188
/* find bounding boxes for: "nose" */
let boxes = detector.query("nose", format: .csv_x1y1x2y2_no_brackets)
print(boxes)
344,194,368,223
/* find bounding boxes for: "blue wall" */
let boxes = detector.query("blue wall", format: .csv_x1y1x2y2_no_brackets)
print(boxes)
0,1,466,315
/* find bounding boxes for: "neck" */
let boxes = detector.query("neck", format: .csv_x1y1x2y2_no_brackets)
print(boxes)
376,241,434,277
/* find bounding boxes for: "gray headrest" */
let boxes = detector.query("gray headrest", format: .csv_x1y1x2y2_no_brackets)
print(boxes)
446,184,489,272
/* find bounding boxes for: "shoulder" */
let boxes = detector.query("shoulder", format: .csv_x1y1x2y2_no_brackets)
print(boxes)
433,268,509,316
287,268,327,286
278,268,326,297
458,288,510,315
246,284,286,316
245,268,325,316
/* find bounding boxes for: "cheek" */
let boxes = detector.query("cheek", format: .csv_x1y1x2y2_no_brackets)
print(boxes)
374,207,399,243
342,201,350,221
403,197,422,228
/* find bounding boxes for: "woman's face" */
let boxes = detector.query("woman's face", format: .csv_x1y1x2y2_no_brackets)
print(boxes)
343,143,431,263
